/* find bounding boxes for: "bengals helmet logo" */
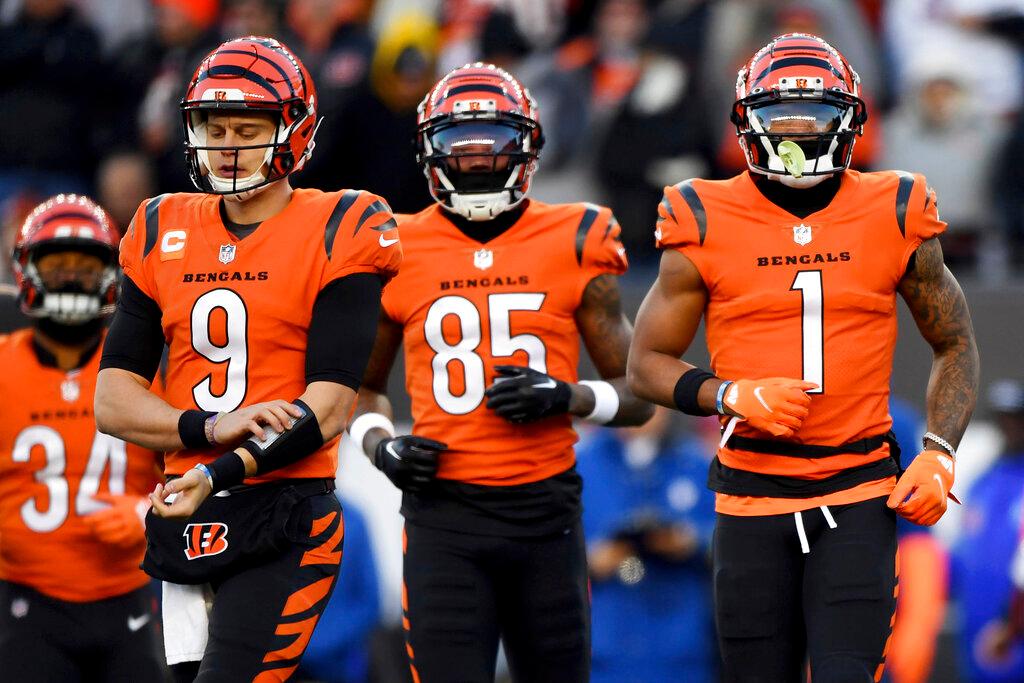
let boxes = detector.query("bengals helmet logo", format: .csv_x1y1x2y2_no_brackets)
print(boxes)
183,523,229,560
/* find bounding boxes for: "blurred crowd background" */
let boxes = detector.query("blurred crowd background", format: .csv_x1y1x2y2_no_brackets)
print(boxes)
2,0,1024,682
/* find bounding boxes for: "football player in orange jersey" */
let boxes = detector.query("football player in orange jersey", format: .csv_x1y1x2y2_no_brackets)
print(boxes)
627,34,980,681
347,63,653,683
93,37,401,682
0,194,164,681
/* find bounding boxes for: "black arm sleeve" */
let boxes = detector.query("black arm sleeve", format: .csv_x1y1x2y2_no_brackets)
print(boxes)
99,276,165,381
305,272,383,389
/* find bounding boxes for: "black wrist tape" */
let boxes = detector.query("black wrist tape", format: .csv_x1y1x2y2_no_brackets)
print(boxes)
673,368,717,416
206,452,247,492
178,410,216,449
237,399,324,476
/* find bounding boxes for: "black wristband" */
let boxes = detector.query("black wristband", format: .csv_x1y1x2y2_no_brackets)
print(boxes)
178,410,216,449
673,368,717,416
206,452,247,492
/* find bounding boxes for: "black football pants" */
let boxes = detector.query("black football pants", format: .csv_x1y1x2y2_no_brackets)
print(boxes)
713,495,898,683
402,521,590,683
0,580,166,682
169,489,343,683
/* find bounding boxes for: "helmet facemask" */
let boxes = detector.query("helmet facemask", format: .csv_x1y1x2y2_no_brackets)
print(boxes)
732,33,868,188
183,102,318,201
19,244,118,328
417,96,542,221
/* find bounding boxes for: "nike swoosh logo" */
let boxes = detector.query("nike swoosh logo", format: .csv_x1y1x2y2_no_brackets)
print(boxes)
753,387,772,412
379,234,398,247
127,613,151,632
933,473,946,499
937,455,953,474
532,379,557,389
386,441,402,461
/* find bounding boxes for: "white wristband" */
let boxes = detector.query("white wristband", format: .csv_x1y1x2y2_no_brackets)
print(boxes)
579,380,619,424
348,413,396,455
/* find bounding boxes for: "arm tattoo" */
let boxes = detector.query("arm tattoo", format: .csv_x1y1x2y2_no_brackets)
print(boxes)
577,274,630,377
576,274,653,426
898,238,980,449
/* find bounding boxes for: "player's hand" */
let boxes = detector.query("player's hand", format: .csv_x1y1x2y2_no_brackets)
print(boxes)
150,469,212,520
211,401,305,445
84,494,149,548
722,377,817,438
374,436,447,492
484,365,571,423
887,450,956,526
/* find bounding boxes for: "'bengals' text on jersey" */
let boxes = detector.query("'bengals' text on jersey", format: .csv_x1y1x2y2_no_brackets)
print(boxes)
120,189,402,481
384,201,627,486
656,170,945,515
0,330,160,602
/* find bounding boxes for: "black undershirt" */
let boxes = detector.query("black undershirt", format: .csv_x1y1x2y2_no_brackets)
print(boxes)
30,334,102,370
751,173,842,219
218,200,262,239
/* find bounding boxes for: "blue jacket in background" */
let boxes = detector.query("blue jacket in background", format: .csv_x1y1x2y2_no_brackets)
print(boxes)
577,429,718,683
297,497,381,683
951,454,1024,683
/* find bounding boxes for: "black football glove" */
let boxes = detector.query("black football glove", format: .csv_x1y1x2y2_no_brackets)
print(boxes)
484,365,572,423
374,436,447,492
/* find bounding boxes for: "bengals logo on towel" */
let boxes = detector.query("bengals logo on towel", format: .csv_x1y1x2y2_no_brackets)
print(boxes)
183,523,229,560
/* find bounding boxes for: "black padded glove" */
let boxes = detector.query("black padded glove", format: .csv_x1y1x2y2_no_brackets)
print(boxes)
374,435,447,492
484,365,572,424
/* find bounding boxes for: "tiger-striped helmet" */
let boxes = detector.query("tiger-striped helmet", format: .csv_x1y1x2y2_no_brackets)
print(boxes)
181,36,319,199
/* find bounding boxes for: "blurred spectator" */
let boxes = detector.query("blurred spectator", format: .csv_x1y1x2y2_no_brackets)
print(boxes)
96,152,157,235
301,11,436,213
106,0,222,193
288,0,374,98
0,191,37,329
576,408,718,683
0,0,102,203
76,0,151,54
881,51,1008,270
296,497,380,683
885,397,950,683
593,0,715,262
526,0,648,173
220,0,296,44
885,0,1023,119
950,379,1024,682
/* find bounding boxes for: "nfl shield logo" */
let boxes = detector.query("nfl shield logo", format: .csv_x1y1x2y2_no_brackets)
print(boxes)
793,224,812,246
60,377,79,403
473,248,493,270
219,244,236,264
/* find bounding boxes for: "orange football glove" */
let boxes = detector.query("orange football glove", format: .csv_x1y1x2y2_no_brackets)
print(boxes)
722,377,817,438
84,494,149,548
886,450,957,526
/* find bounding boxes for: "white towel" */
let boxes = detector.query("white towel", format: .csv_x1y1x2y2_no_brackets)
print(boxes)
162,581,213,666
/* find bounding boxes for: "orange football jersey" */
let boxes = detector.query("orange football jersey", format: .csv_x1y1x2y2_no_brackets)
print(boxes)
656,170,945,514
384,201,628,486
0,330,160,602
119,188,402,481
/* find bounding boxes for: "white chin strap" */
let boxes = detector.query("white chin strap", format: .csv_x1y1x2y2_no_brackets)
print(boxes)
763,170,834,189
447,191,515,221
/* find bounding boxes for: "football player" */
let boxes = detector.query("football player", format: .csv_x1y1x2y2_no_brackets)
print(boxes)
348,63,653,683
627,33,979,681
94,37,401,682
0,194,164,681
